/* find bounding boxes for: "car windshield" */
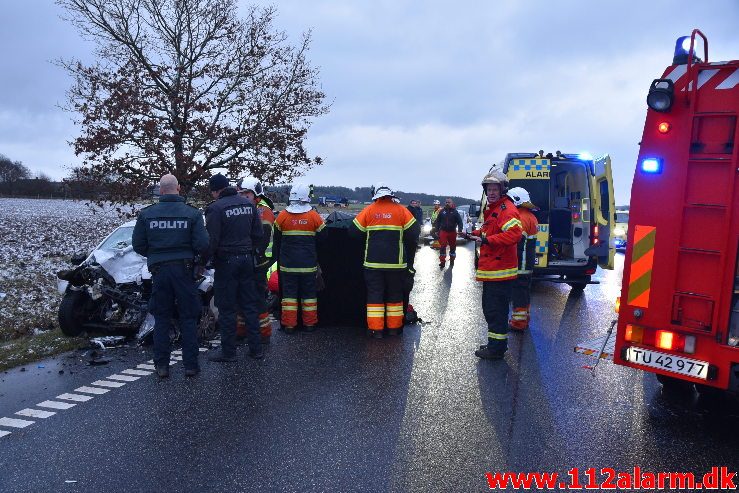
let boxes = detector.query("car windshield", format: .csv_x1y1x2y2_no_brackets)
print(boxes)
99,226,134,250
616,212,629,223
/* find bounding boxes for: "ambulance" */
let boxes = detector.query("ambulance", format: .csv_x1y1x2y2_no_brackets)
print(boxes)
579,30,739,395
478,151,616,290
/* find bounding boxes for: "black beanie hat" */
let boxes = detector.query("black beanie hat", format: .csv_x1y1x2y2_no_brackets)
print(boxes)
209,173,229,191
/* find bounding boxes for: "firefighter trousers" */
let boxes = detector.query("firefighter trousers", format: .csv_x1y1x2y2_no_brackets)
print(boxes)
214,254,261,357
482,280,513,353
438,230,458,262
510,273,532,329
281,272,318,329
364,269,404,331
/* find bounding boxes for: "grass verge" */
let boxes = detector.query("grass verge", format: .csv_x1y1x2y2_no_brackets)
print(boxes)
0,330,88,372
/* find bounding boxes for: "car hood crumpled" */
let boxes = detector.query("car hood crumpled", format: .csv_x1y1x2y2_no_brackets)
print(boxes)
92,246,150,284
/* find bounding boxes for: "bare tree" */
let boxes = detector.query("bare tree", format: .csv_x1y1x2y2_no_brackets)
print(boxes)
0,155,32,196
58,0,328,206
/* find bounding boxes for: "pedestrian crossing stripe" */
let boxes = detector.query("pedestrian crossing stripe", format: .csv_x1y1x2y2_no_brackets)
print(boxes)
627,225,656,308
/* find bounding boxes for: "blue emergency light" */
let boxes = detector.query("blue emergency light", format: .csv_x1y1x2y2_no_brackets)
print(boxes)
578,152,593,161
640,158,662,174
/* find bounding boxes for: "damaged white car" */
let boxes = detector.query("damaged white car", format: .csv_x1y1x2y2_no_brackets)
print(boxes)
56,220,217,343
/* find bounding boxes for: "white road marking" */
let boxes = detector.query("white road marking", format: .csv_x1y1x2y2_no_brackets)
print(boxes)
91,380,126,388
172,350,182,355
16,409,55,419
171,355,183,361
37,400,76,410
137,364,156,370
122,369,152,376
146,360,154,364
0,417,35,428
75,386,110,395
107,374,140,382
57,393,94,403
0,430,10,438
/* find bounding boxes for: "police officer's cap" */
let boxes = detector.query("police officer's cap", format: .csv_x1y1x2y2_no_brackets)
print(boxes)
209,173,229,191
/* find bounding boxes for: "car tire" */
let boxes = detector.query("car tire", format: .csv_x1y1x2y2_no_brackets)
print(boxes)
58,290,90,336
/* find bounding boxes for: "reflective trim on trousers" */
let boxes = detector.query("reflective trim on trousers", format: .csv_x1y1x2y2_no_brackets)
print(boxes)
367,303,385,330
488,332,508,340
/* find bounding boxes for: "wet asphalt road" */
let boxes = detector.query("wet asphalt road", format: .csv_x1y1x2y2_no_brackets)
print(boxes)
1,243,738,492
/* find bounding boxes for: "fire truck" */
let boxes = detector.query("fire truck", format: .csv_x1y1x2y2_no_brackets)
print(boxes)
578,30,739,394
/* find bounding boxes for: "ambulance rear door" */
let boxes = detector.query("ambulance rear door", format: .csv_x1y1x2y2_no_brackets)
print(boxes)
506,157,551,268
590,154,616,270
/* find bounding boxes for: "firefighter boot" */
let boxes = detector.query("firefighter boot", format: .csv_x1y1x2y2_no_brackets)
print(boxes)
474,346,505,360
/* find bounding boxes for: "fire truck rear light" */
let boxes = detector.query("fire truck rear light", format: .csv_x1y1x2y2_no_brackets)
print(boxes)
615,297,621,313
657,122,671,134
641,158,663,174
625,324,643,343
655,330,675,350
683,335,696,354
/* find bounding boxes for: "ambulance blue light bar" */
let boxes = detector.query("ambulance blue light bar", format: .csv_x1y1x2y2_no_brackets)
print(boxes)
640,158,662,174
578,152,593,161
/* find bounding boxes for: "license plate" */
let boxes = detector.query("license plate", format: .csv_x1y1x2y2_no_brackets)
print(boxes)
624,347,709,380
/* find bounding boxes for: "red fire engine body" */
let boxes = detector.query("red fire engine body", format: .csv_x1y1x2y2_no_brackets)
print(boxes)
614,30,739,392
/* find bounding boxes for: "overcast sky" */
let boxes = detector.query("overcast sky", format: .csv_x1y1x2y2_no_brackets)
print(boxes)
1,1,738,203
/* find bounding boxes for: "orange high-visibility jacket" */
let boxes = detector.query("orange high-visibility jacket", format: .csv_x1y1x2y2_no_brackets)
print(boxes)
351,197,418,269
473,197,522,281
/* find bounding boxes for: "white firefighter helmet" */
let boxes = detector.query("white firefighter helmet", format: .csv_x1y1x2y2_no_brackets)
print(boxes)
289,183,312,203
481,170,509,192
371,182,396,201
237,176,264,196
286,183,313,213
433,199,441,206
507,187,537,209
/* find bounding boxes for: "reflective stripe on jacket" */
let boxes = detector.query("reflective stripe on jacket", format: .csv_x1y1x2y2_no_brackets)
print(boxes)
474,197,522,281
351,197,418,269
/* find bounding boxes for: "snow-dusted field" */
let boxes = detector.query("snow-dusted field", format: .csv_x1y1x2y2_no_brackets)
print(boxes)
0,199,123,341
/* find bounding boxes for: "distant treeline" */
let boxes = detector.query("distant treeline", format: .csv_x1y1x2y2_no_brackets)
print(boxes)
266,185,477,205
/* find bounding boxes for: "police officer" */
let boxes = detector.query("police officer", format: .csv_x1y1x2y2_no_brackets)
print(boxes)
205,173,264,361
132,174,209,378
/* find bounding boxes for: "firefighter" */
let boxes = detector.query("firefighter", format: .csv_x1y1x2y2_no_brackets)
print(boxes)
434,197,464,269
468,171,522,360
236,176,276,344
506,187,539,331
350,182,420,338
273,183,325,333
